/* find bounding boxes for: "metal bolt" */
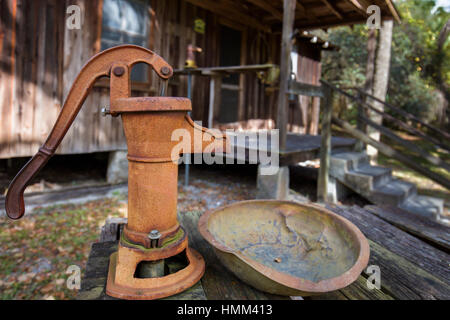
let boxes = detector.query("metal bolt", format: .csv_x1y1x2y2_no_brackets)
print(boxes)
160,66,171,76
148,229,161,240
148,230,161,248
113,66,125,77
101,107,110,117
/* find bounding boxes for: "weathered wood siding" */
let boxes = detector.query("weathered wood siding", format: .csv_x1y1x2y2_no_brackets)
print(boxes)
0,0,323,159
0,0,66,158
289,39,322,135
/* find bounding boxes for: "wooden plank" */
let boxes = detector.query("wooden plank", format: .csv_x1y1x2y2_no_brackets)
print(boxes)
208,74,222,128
366,239,450,300
320,0,343,19
174,63,277,75
339,276,394,300
347,0,368,16
291,15,371,31
13,0,35,157
309,61,321,135
99,217,127,242
298,56,310,131
94,0,103,53
184,0,270,32
385,0,401,23
277,0,297,151
329,206,450,300
288,80,324,97
317,85,333,202
177,0,187,95
252,32,260,119
238,27,247,121
0,0,16,158
329,205,450,283
246,0,283,20
295,0,316,21
355,91,367,151
306,290,349,300
364,205,450,252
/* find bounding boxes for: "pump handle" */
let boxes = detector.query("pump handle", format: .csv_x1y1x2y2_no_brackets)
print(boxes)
5,45,173,219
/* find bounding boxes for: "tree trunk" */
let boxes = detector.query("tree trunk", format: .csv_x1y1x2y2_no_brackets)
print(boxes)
367,19,393,162
364,28,377,96
357,28,378,151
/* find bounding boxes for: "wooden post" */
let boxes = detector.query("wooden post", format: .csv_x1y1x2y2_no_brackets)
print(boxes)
276,0,296,151
355,91,366,152
317,85,333,202
207,73,222,128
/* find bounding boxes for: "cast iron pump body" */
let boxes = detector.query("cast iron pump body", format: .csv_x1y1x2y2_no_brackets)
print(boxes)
5,45,228,299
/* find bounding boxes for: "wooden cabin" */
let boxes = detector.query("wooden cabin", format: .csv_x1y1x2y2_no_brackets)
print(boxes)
0,0,399,159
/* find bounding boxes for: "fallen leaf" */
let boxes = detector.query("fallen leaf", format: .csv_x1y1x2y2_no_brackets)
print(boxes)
41,283,54,293
17,272,36,282
55,279,65,286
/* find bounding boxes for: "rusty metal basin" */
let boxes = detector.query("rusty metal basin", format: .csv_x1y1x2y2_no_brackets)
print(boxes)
198,200,370,296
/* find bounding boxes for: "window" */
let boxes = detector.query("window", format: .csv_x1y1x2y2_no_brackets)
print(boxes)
101,0,150,82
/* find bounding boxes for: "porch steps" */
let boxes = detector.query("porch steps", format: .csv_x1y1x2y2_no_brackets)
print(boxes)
329,151,446,224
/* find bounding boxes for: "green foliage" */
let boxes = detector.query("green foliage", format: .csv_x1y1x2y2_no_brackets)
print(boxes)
322,0,449,123
322,24,368,89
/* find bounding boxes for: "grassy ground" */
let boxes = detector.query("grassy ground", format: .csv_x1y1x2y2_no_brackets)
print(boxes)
0,197,127,300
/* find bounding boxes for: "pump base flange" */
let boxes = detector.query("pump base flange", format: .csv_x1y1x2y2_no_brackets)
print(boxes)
105,247,205,300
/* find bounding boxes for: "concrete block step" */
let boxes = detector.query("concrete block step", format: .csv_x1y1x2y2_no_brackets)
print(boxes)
330,152,370,179
344,165,392,196
399,195,444,220
349,165,392,187
371,178,417,206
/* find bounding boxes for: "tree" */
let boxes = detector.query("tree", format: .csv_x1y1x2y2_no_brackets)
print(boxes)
367,19,394,161
322,0,450,131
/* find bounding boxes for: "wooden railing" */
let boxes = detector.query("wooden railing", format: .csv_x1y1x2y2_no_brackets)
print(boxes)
315,80,450,202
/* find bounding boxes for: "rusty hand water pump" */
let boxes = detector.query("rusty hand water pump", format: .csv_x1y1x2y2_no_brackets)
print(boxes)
5,45,228,299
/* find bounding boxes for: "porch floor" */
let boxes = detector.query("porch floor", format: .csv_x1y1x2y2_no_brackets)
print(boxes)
225,132,355,166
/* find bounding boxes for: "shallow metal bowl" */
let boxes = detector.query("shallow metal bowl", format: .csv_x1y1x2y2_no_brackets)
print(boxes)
198,200,370,296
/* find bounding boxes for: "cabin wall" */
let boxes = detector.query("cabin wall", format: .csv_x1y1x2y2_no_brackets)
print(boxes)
0,0,323,159
289,39,322,135
0,0,66,158
0,0,125,158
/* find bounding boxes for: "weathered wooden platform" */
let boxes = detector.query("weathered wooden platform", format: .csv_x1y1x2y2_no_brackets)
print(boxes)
78,204,450,300
225,132,355,166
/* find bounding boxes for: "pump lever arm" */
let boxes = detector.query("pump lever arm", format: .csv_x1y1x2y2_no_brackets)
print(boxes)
5,45,173,219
